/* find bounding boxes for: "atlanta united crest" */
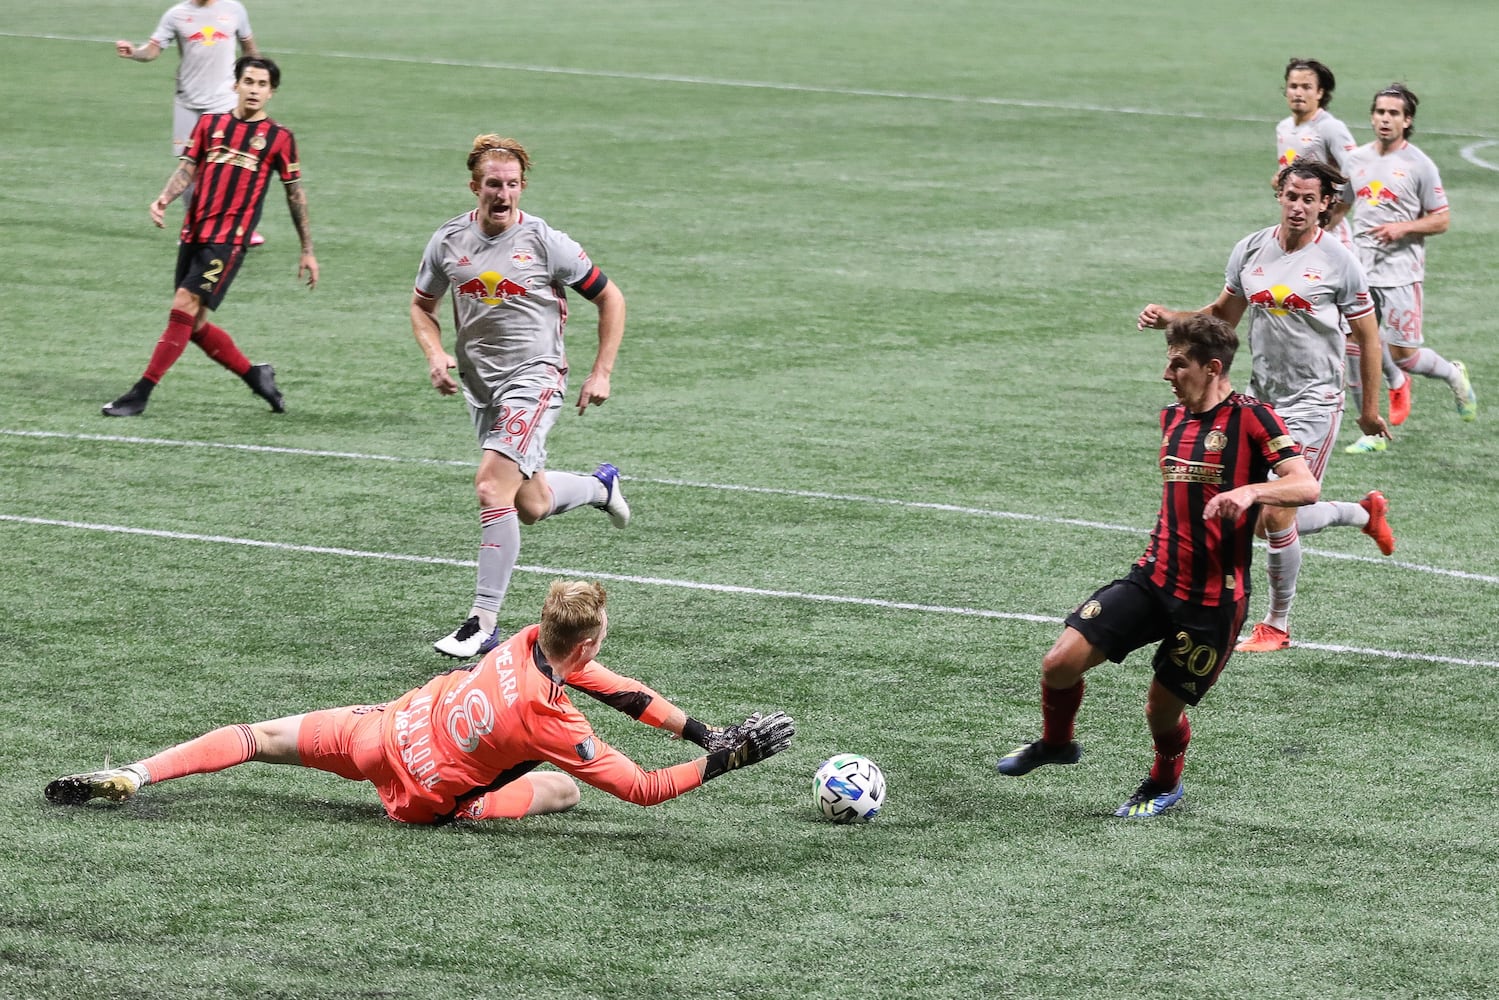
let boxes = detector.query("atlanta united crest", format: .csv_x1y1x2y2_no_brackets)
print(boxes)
1204,430,1228,452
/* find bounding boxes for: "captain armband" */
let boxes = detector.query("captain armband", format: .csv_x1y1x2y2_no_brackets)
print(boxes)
569,266,609,301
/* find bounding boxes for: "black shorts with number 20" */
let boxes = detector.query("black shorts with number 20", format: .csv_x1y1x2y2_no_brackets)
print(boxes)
175,242,248,311
1063,564,1249,706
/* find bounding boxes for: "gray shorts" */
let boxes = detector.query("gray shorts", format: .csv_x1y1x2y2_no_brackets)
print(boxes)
1371,284,1426,350
1276,401,1343,482
468,367,567,477
173,98,234,156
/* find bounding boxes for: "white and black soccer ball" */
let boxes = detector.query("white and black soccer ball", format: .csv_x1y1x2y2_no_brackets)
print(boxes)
813,754,885,823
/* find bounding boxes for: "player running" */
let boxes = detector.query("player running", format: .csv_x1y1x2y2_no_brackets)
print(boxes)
1139,158,1395,654
411,135,630,659
1343,82,1476,453
996,315,1319,818
101,56,316,417
46,581,796,823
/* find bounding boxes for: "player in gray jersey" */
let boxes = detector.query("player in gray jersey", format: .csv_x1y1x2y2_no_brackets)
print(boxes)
1343,83,1476,454
1139,159,1395,653
411,135,630,659
117,1,260,242
1275,59,1357,240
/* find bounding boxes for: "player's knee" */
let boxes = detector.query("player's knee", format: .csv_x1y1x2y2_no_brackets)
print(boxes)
528,773,580,815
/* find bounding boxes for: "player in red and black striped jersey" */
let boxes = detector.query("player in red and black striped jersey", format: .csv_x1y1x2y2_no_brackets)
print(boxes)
102,56,317,418
996,315,1320,819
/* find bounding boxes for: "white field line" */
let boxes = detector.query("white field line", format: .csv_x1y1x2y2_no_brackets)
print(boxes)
4,32,1495,141
6,428,1497,585
3,513,1496,670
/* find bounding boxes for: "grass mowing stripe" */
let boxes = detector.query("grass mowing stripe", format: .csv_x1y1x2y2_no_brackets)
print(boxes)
8,427,1496,585
6,513,1497,670
4,31,1494,140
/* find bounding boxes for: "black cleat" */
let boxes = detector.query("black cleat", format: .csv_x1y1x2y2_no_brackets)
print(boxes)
244,363,286,413
102,380,153,417
45,767,142,805
996,739,1082,776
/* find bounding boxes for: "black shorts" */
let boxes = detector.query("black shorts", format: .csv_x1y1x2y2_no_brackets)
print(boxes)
175,242,247,310
1063,565,1248,705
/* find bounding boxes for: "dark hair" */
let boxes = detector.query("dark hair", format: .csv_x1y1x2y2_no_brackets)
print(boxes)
1371,82,1419,138
1166,314,1238,373
1274,157,1347,225
234,56,280,90
1285,58,1335,108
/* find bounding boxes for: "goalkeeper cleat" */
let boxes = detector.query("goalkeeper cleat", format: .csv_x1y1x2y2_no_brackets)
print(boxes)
1359,489,1395,556
1113,777,1184,819
434,615,495,659
592,463,631,529
1388,378,1411,426
995,739,1082,776
1452,361,1477,421
1235,622,1291,653
243,363,286,413
45,766,144,806
1343,434,1387,455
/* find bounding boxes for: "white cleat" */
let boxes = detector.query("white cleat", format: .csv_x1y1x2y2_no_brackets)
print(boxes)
434,615,497,658
592,463,631,529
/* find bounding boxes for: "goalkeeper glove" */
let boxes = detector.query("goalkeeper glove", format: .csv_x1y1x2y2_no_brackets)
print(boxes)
703,711,795,780
683,712,764,752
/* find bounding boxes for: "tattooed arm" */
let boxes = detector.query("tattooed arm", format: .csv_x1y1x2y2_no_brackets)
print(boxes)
284,179,318,289
150,161,197,228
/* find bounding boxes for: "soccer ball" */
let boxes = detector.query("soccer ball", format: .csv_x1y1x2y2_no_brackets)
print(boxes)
813,754,886,823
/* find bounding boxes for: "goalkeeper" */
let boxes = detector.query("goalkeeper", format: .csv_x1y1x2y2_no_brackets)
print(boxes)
46,580,795,824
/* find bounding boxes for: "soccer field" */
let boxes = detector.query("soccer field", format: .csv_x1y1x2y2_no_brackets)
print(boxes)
3,2,1498,997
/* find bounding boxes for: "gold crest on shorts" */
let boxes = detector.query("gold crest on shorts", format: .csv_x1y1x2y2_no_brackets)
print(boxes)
1080,600,1102,620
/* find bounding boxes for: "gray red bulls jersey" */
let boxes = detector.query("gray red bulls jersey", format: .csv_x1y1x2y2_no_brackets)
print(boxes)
414,211,596,406
1275,110,1358,174
1224,226,1374,410
1346,140,1448,287
150,0,253,112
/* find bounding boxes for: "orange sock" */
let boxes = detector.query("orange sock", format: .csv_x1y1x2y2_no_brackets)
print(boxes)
137,723,258,784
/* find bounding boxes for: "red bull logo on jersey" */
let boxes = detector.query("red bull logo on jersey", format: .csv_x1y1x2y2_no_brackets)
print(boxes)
1280,148,1297,167
454,271,528,306
1356,180,1399,207
187,26,226,45
1248,284,1315,317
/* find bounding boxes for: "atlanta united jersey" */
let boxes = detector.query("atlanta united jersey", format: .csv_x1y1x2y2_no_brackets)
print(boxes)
179,112,299,246
1225,226,1374,410
1346,140,1448,287
1139,394,1301,605
150,0,253,111
414,211,599,406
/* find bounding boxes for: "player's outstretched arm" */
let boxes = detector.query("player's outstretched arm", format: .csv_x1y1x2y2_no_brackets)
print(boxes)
116,40,163,62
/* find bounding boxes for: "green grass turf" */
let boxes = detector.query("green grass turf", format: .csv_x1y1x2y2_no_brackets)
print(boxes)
3,2,1498,998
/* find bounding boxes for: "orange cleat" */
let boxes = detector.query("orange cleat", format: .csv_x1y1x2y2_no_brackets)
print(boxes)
1235,622,1291,653
1359,489,1395,555
1388,379,1411,426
